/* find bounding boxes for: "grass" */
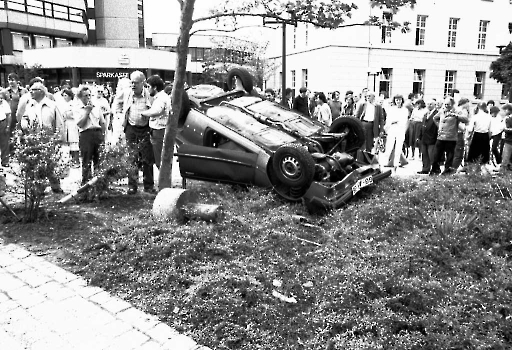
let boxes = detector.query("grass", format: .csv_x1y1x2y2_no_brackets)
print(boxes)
1,169,512,350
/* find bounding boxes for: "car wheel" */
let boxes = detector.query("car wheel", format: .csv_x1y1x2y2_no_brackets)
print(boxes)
226,68,254,93
272,144,315,189
177,91,191,127
329,116,365,152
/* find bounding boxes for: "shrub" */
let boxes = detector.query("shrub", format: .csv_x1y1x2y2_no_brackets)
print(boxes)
14,129,64,222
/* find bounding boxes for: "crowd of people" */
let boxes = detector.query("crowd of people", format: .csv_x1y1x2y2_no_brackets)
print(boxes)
1,72,511,198
0,71,172,195
265,86,512,175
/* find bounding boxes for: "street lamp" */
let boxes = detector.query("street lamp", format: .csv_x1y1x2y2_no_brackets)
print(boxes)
263,13,297,107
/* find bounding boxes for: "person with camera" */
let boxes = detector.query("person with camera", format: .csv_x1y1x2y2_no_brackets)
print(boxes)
74,85,106,185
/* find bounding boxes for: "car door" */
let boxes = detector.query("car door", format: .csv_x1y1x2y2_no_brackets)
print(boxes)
177,128,259,185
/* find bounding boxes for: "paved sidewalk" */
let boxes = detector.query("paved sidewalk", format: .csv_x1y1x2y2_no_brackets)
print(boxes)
0,242,210,350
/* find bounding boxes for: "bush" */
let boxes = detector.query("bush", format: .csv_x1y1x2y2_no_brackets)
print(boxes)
14,129,64,222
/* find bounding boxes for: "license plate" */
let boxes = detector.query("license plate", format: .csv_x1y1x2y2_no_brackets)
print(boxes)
352,176,373,195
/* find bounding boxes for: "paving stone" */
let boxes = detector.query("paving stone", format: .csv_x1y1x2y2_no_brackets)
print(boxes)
145,323,181,344
35,281,75,301
0,328,26,350
0,251,19,267
116,307,161,332
7,285,46,308
89,290,132,314
161,334,197,350
104,328,151,350
4,245,31,259
15,268,53,287
73,283,104,298
97,319,135,339
0,272,26,292
3,261,31,273
139,340,166,350
0,298,20,313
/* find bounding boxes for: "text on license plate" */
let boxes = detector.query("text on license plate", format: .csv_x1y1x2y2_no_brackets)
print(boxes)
352,176,373,195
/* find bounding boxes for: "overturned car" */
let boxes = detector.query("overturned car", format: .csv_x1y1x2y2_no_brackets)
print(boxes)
175,68,391,212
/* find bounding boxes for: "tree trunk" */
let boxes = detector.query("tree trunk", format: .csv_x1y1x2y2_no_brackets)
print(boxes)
158,0,196,190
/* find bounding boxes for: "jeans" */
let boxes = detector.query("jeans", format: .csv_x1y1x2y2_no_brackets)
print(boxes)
150,128,165,169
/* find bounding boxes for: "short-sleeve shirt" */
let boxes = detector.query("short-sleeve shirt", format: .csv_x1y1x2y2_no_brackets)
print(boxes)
0,100,11,121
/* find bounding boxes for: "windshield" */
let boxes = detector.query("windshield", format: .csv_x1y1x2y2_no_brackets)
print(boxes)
246,100,324,136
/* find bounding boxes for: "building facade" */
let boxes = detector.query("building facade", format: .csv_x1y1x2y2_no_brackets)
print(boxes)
265,0,512,102
0,0,173,90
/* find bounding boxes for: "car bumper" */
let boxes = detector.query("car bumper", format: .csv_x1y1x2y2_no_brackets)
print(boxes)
302,166,392,212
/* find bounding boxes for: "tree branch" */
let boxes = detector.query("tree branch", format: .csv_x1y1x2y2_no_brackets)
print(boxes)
190,25,277,36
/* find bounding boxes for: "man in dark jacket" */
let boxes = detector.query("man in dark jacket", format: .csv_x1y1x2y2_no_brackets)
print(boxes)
292,87,310,117
417,99,439,174
355,91,385,152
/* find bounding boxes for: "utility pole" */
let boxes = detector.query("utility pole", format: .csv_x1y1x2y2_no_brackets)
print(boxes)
263,14,296,107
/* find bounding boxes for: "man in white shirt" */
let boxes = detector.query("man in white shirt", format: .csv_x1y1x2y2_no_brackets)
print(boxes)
355,91,386,152
21,81,64,193
74,85,106,185
141,75,171,170
0,90,12,167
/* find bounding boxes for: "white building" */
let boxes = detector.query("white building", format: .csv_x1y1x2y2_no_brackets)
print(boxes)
265,0,512,102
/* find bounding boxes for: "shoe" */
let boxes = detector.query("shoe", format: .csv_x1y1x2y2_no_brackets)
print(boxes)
127,188,137,195
442,168,454,176
52,188,64,194
417,170,429,174
144,187,157,194
429,171,440,176
1,163,8,168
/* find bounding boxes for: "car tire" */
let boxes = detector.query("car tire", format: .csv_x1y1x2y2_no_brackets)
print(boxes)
226,68,254,93
272,144,315,189
329,116,365,152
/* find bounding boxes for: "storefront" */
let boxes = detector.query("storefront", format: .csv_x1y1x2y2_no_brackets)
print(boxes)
22,46,185,91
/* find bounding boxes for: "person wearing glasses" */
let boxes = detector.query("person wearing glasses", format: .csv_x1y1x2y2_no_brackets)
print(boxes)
20,80,65,193
113,70,155,195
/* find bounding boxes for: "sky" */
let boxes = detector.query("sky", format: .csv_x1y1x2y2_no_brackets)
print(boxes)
143,0,266,38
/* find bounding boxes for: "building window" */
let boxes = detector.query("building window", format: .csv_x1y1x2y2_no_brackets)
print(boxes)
413,69,425,95
379,68,392,97
55,38,73,47
478,20,489,49
196,48,205,61
448,18,459,48
502,84,510,100
474,72,485,99
12,32,32,52
382,13,392,44
291,70,296,89
27,0,44,16
444,70,456,97
34,35,52,49
302,69,308,88
415,15,427,45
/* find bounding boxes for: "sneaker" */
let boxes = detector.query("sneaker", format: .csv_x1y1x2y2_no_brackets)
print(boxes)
417,170,429,174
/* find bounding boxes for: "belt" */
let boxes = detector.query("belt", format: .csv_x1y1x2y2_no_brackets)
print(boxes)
129,123,149,129
81,128,102,133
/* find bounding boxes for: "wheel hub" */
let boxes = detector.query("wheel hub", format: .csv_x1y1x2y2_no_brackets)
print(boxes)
281,156,301,179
